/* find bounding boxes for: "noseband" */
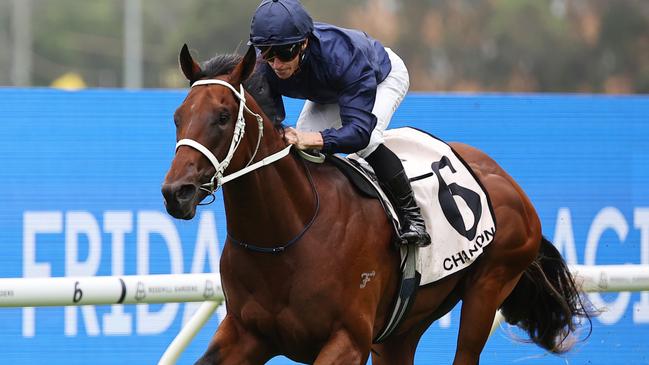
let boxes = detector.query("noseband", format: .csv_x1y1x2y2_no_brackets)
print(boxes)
175,79,292,199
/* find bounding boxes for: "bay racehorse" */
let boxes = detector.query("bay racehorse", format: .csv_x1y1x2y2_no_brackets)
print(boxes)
161,45,592,365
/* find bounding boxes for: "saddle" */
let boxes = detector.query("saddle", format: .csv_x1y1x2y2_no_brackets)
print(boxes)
325,155,400,230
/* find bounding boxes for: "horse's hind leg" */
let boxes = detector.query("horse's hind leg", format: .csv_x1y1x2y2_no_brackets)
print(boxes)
452,234,539,365
452,270,520,364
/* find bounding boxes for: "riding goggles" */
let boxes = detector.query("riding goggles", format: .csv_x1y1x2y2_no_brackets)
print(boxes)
257,42,303,62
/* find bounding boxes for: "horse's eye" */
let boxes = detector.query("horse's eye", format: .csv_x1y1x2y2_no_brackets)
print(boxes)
218,112,231,125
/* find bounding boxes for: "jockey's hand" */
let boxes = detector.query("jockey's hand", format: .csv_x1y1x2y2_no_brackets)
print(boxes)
284,127,324,150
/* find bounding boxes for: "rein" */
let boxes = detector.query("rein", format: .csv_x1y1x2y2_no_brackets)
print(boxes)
227,156,320,253
175,78,318,254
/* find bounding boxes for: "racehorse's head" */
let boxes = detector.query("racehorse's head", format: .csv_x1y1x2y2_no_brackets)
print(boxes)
162,44,258,219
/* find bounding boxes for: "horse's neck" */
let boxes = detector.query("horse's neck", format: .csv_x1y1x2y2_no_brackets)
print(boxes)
221,110,316,247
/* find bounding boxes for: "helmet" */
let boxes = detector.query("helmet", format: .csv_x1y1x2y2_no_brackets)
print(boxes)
249,0,314,46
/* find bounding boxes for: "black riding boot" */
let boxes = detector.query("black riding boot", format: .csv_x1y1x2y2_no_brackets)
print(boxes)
366,145,431,247
382,169,432,247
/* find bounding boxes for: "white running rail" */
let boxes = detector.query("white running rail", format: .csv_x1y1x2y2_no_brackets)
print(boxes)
569,264,649,292
489,264,649,336
0,273,224,365
0,273,223,307
2,265,648,364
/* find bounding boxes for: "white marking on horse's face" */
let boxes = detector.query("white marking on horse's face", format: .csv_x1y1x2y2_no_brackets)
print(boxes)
360,271,376,289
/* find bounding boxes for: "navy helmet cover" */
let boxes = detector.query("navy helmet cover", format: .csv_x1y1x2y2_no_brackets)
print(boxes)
249,0,314,46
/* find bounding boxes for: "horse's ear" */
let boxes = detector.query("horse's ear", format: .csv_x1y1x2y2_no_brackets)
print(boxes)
230,46,257,85
179,44,202,82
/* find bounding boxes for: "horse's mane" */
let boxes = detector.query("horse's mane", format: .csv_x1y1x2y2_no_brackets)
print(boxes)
201,54,239,78
200,54,283,128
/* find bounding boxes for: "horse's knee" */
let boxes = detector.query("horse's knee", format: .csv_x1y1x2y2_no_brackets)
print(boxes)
195,316,272,365
314,329,368,365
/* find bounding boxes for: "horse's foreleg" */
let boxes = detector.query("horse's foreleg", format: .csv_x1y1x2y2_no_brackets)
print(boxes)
370,333,420,365
313,328,370,365
195,315,272,365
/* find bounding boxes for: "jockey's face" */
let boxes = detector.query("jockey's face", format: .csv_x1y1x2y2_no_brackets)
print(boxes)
260,40,307,80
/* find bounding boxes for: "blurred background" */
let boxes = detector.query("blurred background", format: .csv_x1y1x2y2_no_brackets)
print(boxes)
1,0,648,92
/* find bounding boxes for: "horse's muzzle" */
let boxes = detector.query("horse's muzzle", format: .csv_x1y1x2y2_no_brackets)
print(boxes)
161,182,198,219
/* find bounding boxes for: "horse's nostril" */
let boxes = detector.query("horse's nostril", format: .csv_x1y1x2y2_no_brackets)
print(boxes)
161,184,175,203
177,184,197,202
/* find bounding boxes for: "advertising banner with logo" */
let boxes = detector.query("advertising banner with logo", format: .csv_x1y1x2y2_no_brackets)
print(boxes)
0,89,647,364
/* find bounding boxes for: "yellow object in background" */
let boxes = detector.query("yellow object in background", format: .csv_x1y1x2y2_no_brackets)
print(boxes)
51,72,87,90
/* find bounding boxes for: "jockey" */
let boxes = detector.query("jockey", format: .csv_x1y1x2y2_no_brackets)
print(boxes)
248,0,431,247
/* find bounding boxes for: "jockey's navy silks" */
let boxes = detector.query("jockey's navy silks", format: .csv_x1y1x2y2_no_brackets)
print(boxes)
260,22,392,154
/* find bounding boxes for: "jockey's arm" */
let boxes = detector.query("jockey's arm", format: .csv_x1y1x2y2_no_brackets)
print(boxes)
318,67,378,154
284,127,324,150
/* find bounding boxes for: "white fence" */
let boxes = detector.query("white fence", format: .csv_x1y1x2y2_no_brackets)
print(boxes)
0,273,223,307
488,265,649,336
2,265,649,364
0,273,224,365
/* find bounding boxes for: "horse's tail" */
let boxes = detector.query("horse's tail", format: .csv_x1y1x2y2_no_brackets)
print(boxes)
499,236,594,353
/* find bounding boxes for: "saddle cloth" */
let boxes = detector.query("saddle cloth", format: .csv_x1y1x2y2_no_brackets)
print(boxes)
349,127,497,286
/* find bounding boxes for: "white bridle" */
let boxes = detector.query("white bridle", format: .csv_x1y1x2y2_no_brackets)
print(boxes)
175,79,292,196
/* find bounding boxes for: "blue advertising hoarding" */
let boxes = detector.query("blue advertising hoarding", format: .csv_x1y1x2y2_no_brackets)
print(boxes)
0,88,647,364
